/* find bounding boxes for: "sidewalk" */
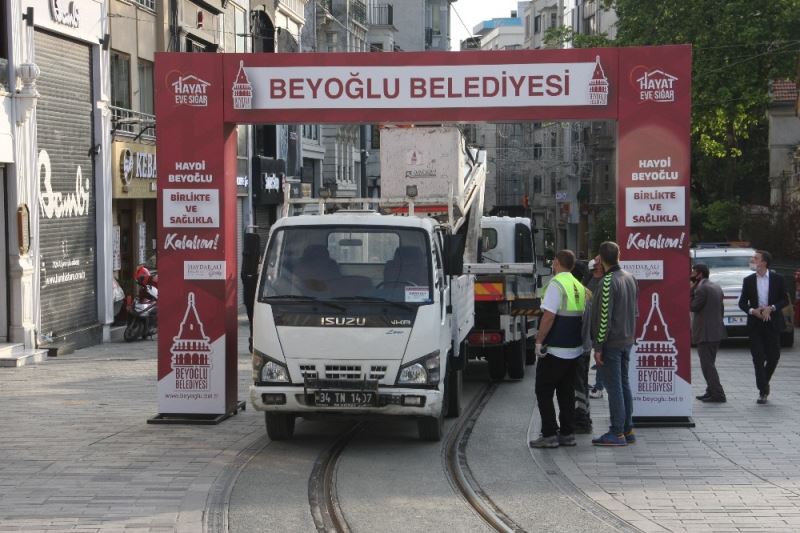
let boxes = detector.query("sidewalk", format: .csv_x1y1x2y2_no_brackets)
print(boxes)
543,335,800,532
0,321,263,533
1,326,799,532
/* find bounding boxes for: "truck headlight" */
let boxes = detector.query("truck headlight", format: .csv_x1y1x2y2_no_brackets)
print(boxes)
397,351,440,386
253,349,290,383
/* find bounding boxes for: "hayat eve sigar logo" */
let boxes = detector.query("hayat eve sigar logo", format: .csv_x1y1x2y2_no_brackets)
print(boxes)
636,68,678,103
168,72,211,107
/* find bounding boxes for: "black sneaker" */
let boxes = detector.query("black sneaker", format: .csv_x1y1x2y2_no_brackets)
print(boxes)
757,393,768,404
701,396,726,403
696,393,710,400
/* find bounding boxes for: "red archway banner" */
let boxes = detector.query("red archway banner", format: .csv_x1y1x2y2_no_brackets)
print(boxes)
155,46,692,421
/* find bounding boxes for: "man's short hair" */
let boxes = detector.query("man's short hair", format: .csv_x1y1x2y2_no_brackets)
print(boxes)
692,263,710,279
598,241,620,266
756,250,772,267
556,249,576,271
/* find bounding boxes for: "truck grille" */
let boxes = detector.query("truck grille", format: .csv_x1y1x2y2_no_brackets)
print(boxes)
325,365,361,380
369,365,388,380
299,365,318,379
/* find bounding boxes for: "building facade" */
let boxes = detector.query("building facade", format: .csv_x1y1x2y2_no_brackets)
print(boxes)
767,80,800,208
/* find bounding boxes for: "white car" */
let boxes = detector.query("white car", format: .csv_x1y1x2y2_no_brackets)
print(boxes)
691,246,755,270
708,269,794,347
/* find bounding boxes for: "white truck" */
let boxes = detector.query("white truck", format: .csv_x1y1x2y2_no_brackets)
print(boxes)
250,127,485,441
250,128,485,440
467,216,539,381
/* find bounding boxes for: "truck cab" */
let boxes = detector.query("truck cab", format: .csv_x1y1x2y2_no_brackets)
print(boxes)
467,216,538,381
250,212,470,441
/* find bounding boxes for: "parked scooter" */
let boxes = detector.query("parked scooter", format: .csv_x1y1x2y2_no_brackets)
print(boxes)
124,265,158,342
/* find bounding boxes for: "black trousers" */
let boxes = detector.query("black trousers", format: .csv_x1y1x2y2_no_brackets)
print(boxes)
573,352,592,427
697,342,725,398
749,322,781,395
535,355,578,437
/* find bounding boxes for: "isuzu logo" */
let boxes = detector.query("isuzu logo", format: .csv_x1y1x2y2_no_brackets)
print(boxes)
320,317,367,326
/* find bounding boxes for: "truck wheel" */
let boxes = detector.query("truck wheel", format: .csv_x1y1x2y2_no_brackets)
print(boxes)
507,337,526,380
418,414,444,441
265,413,295,441
445,367,463,418
487,348,507,381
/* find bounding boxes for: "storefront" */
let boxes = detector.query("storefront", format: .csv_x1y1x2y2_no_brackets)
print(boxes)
23,0,111,349
112,141,157,310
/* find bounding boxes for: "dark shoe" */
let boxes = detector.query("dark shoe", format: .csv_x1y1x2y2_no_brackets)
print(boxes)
558,434,577,447
623,430,636,444
592,432,627,446
573,424,593,435
696,393,711,400
701,396,726,403
757,393,768,405
529,435,559,448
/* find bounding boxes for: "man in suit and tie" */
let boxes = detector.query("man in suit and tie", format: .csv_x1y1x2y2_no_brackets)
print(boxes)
738,250,789,404
691,264,727,403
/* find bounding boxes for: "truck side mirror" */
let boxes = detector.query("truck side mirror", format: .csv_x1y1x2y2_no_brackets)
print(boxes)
443,234,465,276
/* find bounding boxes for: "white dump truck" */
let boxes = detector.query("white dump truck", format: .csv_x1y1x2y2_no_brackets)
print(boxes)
466,216,540,381
250,127,485,441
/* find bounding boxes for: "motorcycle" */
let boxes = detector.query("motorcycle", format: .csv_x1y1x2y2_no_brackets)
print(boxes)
124,265,158,342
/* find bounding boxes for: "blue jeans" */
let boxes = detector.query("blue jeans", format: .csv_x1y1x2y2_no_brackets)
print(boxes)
600,345,634,435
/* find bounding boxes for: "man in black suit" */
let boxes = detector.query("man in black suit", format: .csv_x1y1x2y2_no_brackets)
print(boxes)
691,264,727,402
738,250,789,404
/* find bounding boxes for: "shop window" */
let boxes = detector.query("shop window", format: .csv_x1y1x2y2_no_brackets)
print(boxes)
138,59,154,115
111,50,131,109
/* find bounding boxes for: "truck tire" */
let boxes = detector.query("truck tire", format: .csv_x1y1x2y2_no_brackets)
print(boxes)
487,348,506,381
265,413,295,441
418,414,444,441
506,336,526,380
445,366,463,418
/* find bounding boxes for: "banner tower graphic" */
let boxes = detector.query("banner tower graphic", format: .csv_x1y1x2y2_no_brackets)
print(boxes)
588,56,609,106
232,61,253,110
634,293,678,395
170,292,212,390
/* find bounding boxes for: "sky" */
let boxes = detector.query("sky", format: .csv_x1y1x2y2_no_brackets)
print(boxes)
449,0,524,50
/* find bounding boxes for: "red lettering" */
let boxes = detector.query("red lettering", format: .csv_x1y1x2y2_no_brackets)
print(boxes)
447,77,463,98
410,78,426,98
464,77,479,97
307,78,322,98
430,77,445,98
289,78,303,99
367,79,381,99
324,78,344,99
482,77,499,97
545,75,562,96
270,79,286,99
528,75,544,97
509,76,526,96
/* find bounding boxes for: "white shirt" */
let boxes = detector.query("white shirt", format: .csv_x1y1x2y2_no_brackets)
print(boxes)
540,281,583,359
756,270,769,308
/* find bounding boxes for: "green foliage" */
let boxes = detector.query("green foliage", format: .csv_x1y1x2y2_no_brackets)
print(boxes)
544,26,612,49
590,209,617,255
693,200,742,241
606,0,800,205
745,205,800,260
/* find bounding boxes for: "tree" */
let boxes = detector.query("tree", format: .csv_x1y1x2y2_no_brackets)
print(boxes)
605,0,800,205
590,208,617,254
693,199,742,242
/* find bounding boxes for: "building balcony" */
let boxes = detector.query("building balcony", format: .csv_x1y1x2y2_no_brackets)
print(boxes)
133,0,156,12
110,106,156,141
351,0,367,26
369,4,393,26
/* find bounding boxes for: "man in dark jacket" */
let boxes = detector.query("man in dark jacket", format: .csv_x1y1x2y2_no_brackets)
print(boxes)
690,264,727,402
738,250,789,404
590,242,638,447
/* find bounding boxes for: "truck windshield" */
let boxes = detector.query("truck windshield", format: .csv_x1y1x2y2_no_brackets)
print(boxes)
259,226,432,304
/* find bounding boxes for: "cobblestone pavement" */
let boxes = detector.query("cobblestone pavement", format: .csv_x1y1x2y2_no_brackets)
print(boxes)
1,323,798,532
544,334,800,533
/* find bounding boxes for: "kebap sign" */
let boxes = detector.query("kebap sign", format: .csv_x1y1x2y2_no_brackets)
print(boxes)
155,46,692,424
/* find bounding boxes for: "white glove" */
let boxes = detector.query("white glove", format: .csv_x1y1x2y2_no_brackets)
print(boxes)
535,343,546,359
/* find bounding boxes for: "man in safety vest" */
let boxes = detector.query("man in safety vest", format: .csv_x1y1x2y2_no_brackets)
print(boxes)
529,249,588,448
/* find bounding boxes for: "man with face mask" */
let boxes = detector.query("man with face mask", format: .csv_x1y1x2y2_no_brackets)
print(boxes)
738,250,789,404
690,264,727,402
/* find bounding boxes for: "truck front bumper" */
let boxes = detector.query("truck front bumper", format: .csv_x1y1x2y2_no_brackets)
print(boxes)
249,384,443,417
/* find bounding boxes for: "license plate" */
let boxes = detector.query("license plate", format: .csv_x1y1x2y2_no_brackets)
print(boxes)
314,390,376,407
724,315,746,325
